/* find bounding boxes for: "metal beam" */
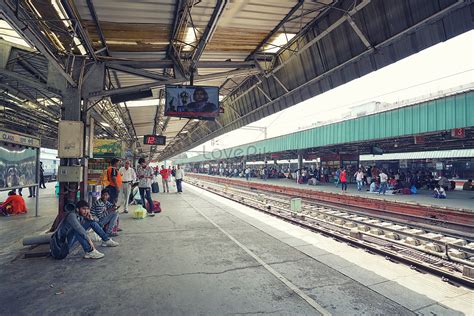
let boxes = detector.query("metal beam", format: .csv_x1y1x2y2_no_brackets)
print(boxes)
346,15,371,49
189,0,228,70
104,60,256,69
107,63,172,81
0,1,76,86
60,0,96,59
270,0,371,75
85,0,110,55
89,68,260,98
249,0,305,58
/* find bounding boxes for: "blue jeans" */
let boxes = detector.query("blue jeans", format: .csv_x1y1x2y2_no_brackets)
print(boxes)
67,219,109,252
99,212,119,234
139,187,153,213
176,179,183,192
357,180,363,191
379,182,388,194
341,181,347,191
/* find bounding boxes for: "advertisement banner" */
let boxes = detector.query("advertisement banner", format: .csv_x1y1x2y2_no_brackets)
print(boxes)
0,143,37,188
93,139,122,158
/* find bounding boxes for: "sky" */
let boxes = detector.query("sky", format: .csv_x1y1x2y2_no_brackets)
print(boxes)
184,30,474,157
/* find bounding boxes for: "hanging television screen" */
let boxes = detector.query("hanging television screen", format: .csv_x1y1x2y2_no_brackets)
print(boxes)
165,85,219,120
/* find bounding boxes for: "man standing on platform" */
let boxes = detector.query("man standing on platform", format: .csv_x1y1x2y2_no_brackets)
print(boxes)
175,165,184,193
160,165,170,193
137,158,155,216
119,160,136,214
106,158,122,205
378,170,388,195
39,162,46,189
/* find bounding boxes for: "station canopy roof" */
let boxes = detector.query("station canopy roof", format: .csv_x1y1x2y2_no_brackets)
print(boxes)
0,0,471,157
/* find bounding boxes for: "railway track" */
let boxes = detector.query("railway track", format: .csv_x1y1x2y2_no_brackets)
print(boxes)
186,177,474,288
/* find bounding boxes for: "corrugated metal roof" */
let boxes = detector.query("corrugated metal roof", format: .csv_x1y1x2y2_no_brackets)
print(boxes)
360,149,474,161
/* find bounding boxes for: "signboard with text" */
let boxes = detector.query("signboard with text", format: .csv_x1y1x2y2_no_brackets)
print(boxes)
93,139,123,158
0,130,40,148
451,128,465,138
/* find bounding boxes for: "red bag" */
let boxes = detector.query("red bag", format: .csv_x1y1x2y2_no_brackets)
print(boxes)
146,200,162,213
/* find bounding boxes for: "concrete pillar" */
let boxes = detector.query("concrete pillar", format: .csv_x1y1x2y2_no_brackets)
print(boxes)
298,153,303,169
53,60,105,230
297,153,303,183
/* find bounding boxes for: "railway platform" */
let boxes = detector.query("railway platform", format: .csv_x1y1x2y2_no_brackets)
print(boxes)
189,174,474,212
0,183,472,315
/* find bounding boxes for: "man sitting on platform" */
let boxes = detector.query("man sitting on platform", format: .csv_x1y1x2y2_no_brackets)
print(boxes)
91,189,120,237
433,185,447,199
0,191,27,216
50,200,118,260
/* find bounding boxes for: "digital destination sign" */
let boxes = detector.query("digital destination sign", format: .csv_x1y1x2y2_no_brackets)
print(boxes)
143,135,166,146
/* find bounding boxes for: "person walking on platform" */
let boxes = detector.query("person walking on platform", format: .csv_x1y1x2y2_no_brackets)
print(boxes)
39,162,46,189
354,168,364,191
106,158,122,205
378,170,388,195
175,165,184,193
245,167,250,181
138,158,155,216
339,167,348,192
119,160,136,214
160,165,170,193
335,168,341,187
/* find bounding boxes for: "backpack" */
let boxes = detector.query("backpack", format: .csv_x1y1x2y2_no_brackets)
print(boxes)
50,229,69,260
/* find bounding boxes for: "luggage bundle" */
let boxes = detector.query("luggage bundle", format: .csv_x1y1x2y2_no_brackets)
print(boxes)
133,206,147,219
146,200,162,213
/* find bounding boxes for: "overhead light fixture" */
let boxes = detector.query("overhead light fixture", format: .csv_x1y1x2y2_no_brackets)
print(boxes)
100,122,110,127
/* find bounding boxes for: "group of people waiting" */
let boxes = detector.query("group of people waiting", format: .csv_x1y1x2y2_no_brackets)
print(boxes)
51,158,185,260
105,158,185,214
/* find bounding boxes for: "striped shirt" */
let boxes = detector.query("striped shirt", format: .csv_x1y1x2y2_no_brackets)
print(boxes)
91,199,114,220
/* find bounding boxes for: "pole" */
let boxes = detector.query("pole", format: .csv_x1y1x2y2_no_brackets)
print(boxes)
35,147,40,217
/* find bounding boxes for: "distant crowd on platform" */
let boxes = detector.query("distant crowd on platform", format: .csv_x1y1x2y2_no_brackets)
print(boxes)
49,158,184,260
190,164,474,199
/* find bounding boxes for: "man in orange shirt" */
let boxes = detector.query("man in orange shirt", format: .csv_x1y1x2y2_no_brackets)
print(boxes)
106,158,122,205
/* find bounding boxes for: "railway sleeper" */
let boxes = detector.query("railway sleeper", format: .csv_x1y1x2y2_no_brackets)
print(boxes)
384,232,401,240
424,242,444,252
404,237,422,246
439,237,467,246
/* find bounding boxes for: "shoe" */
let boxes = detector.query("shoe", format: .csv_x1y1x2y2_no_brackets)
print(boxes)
123,210,128,214
117,228,123,232
147,212,155,217
107,232,119,237
84,249,105,259
27,195,32,198
102,239,119,247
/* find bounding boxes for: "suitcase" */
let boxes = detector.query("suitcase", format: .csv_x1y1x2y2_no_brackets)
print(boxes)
151,182,159,193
